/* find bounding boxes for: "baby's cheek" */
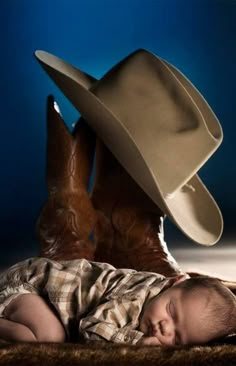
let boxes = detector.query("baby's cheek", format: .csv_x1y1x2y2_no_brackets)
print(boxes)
150,302,160,317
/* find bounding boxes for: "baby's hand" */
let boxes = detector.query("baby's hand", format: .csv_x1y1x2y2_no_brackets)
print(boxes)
137,336,162,346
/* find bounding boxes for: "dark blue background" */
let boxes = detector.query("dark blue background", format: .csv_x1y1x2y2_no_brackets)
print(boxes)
0,0,235,266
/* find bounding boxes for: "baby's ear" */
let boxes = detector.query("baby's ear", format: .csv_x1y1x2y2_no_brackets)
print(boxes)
172,273,190,287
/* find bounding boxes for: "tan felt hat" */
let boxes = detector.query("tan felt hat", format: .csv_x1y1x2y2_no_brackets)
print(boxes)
35,48,224,246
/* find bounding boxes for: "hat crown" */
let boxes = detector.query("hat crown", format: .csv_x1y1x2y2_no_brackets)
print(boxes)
90,49,222,196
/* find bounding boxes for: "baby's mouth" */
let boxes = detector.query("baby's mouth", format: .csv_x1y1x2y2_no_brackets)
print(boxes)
148,321,159,337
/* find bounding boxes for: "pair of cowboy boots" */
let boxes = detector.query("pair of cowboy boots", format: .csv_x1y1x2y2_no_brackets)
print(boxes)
36,95,185,276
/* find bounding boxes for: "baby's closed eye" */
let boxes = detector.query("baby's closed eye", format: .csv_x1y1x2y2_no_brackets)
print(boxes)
169,302,181,345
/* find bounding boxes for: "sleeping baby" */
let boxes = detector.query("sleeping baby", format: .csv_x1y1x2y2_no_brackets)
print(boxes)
0,257,235,346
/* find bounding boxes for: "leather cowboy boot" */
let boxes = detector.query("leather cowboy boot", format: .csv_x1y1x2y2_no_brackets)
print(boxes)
91,139,184,277
36,95,96,261
89,138,119,264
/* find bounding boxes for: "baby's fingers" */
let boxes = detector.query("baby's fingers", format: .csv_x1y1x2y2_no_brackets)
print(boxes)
138,336,162,346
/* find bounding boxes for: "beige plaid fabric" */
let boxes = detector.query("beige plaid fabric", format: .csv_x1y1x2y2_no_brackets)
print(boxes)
0,257,175,344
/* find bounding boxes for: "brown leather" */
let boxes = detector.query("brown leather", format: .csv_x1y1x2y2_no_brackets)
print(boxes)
91,139,183,277
89,139,120,264
36,96,96,260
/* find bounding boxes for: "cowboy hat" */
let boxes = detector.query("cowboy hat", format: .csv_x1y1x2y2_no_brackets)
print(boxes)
34,48,223,246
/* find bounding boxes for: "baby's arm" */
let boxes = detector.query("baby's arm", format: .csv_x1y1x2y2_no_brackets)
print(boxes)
80,315,144,345
80,317,164,346
0,293,66,342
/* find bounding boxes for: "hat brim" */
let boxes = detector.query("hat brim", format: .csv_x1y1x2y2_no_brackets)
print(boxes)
35,50,223,246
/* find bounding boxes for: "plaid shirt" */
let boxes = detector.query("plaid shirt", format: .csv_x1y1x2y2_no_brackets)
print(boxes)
0,257,177,344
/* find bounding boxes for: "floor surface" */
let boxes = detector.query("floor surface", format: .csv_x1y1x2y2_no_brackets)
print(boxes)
171,241,236,281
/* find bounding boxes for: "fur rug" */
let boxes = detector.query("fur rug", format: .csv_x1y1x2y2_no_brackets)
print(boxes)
0,338,235,366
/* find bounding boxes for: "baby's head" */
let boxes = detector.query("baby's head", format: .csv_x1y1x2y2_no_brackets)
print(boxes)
139,275,236,346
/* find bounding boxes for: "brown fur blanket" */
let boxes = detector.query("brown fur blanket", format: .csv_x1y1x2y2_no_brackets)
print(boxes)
0,339,235,366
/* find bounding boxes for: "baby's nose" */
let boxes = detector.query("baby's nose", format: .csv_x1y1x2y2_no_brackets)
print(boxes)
161,320,175,344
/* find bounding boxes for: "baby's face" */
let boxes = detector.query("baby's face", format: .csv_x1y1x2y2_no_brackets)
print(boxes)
139,285,214,346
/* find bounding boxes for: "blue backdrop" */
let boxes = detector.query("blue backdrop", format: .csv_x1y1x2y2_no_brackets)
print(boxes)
0,0,235,265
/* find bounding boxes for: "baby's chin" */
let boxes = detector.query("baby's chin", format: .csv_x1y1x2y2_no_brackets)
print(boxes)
138,316,150,335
